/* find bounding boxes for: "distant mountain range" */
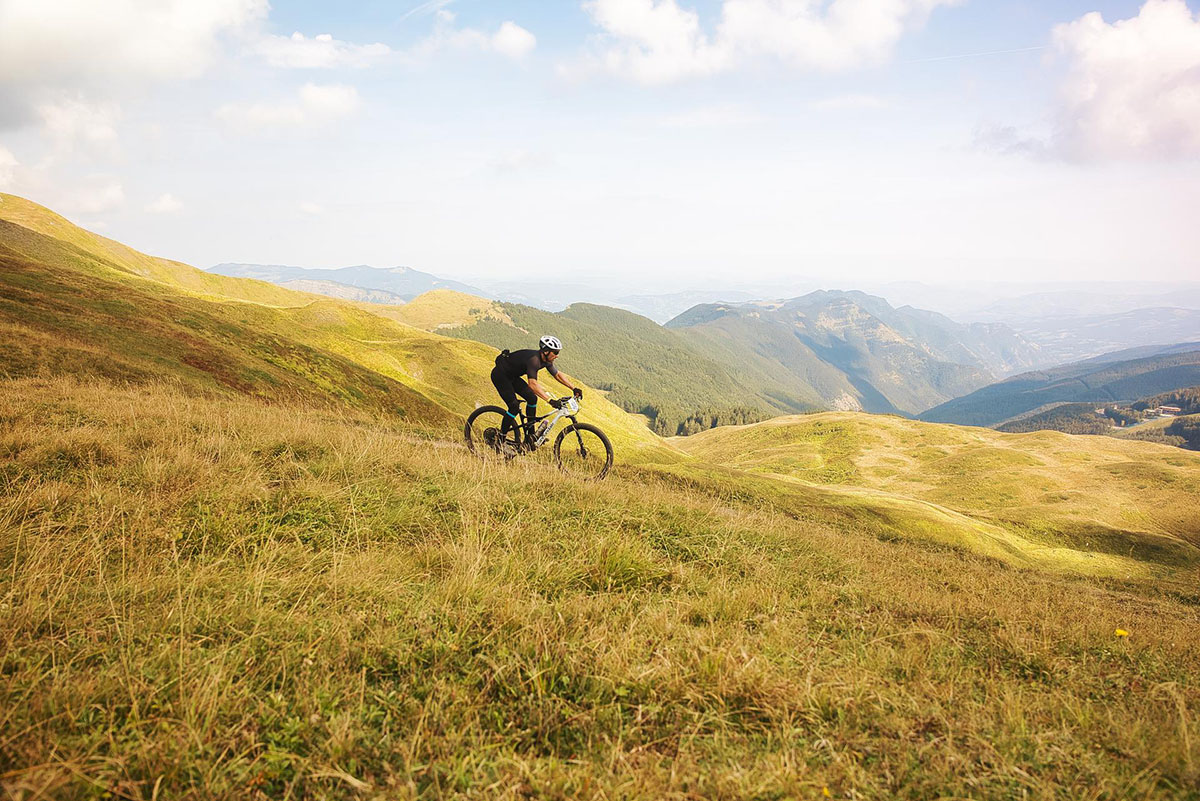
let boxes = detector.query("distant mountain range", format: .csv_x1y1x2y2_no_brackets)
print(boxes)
973,307,1200,367
663,291,1042,416
209,264,775,319
207,264,1200,372
209,263,484,302
919,343,1200,428
613,290,759,324
390,288,1042,429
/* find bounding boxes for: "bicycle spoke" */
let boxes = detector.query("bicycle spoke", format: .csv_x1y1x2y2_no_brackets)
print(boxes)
554,424,612,480
465,407,522,460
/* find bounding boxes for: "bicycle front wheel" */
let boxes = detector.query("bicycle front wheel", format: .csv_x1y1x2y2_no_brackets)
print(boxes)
553,423,613,481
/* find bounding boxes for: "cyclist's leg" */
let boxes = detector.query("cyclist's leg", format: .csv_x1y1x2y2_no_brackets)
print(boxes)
490,367,522,435
511,377,539,440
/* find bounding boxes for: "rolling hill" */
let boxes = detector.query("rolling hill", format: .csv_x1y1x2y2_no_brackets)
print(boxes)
920,345,1200,428
678,412,1200,575
0,195,314,307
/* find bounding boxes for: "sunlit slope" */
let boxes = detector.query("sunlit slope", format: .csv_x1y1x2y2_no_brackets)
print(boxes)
679,413,1200,578
277,299,679,461
388,288,515,330
0,203,675,461
0,193,312,306
0,220,458,426
3,377,1198,799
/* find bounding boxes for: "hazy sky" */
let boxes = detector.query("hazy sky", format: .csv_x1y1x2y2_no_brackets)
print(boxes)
1,0,1198,288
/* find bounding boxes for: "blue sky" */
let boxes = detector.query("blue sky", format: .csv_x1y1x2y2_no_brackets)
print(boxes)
0,0,1197,290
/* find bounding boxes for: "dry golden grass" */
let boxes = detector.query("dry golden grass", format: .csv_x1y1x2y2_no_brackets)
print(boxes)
679,413,1200,579
3,192,1200,798
386,291,515,332
2,377,1198,800
0,194,313,308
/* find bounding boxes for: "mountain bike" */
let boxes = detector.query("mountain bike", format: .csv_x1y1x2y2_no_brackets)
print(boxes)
464,397,613,481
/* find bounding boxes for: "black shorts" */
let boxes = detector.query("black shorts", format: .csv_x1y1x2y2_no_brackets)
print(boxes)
490,364,537,413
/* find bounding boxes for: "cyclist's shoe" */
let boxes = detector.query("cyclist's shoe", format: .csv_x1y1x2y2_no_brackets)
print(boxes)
485,427,521,458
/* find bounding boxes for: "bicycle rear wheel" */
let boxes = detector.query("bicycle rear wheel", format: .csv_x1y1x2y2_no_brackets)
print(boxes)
553,423,613,481
465,405,522,460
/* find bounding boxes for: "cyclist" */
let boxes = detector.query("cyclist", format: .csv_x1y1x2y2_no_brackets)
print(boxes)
491,335,584,444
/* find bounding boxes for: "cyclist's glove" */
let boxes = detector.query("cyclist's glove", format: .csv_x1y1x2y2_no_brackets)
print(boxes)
572,387,584,400
549,398,566,409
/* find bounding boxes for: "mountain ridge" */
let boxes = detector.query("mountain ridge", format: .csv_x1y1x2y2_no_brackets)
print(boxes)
920,344,1200,428
210,261,486,301
663,290,1042,415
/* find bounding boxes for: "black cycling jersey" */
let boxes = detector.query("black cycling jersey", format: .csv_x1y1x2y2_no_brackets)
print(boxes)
495,349,559,381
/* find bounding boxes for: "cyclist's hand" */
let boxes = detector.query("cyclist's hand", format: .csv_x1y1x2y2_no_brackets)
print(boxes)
549,398,565,409
572,387,584,400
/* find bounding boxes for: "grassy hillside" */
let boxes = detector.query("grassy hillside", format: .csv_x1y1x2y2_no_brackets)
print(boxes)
3,377,1198,799
921,348,1200,427
680,413,1200,578
0,194,313,306
389,289,515,331
0,198,674,462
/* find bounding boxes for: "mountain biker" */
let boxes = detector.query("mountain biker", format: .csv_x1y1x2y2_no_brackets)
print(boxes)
491,335,583,443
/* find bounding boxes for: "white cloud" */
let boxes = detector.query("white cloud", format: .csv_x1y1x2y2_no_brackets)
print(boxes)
62,175,125,214
0,145,18,189
492,21,538,60
413,11,537,61
255,32,392,69
145,193,183,214
36,98,121,156
299,201,325,215
1051,0,1200,161
719,0,958,70
576,0,958,84
580,0,729,83
0,0,268,100
216,83,363,133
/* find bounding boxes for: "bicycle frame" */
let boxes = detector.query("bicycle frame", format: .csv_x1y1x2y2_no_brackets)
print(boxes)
520,397,581,448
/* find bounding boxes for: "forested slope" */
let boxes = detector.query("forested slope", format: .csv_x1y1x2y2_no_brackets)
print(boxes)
920,348,1200,427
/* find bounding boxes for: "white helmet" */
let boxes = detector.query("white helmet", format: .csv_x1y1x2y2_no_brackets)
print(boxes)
539,335,562,353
